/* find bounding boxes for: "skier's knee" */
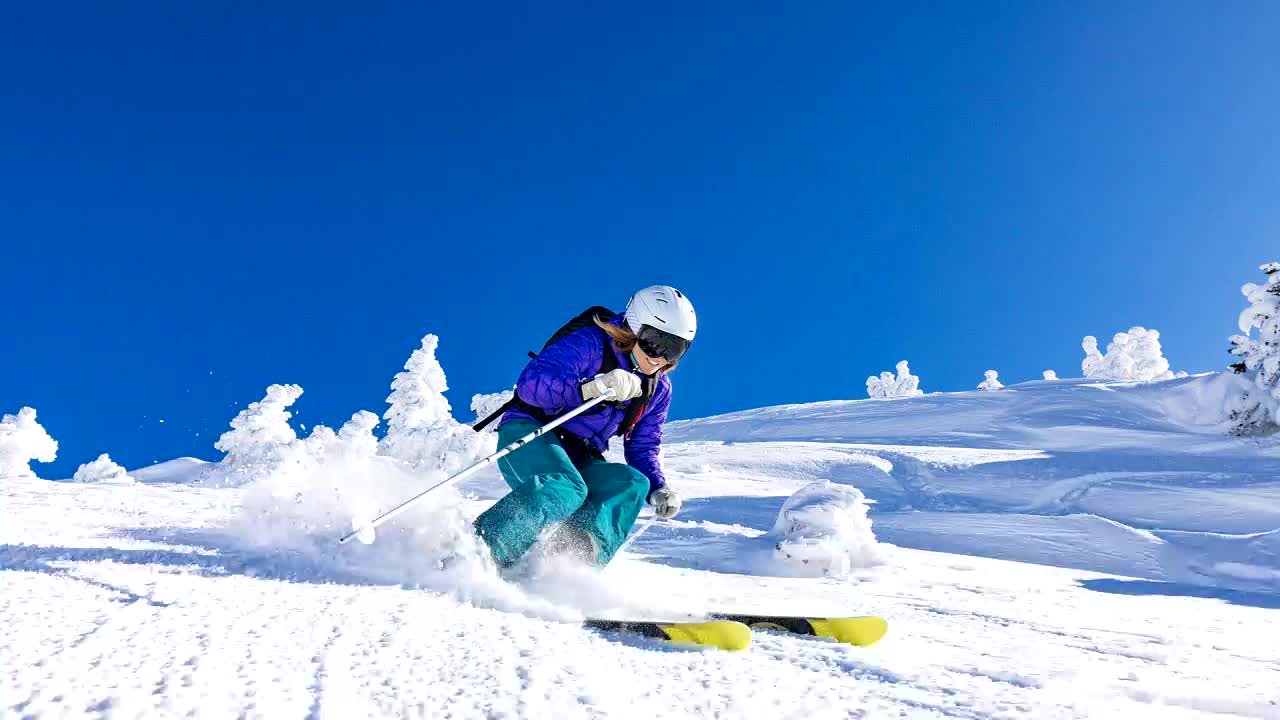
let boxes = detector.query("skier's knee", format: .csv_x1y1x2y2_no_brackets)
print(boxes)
620,466,650,502
561,473,589,507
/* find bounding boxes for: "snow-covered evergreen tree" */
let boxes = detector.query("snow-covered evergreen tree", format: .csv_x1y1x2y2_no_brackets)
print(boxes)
0,407,58,479
866,360,923,399
1043,370,1058,381
214,384,304,483
1227,261,1280,435
977,370,1004,391
380,335,484,473
72,453,134,483
1081,327,1175,382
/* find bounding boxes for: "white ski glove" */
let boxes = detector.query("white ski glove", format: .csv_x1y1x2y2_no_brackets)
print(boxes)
581,369,642,402
649,486,682,519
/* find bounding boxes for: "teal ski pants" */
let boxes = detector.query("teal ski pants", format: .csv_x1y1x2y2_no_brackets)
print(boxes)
473,420,650,567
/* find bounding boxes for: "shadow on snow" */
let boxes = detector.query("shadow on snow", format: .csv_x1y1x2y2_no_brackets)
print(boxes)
1077,578,1280,610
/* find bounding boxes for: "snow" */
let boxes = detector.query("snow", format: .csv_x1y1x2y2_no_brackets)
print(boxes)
866,359,924,399
0,406,58,479
130,457,211,484
765,481,884,577
978,369,1004,391
471,389,515,427
1081,327,1176,382
1227,261,1280,435
5,374,1280,718
380,334,489,474
212,383,304,486
71,453,134,484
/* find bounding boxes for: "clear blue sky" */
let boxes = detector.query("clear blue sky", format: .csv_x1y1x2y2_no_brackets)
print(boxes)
3,2,1277,476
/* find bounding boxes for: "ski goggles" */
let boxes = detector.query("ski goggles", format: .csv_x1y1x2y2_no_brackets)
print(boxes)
636,324,691,362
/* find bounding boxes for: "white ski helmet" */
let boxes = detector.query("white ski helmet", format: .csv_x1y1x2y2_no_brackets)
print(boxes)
624,285,697,361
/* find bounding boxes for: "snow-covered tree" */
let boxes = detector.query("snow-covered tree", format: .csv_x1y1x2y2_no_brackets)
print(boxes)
866,360,923,399
1043,370,1059,381
72,453,134,483
1081,336,1104,378
471,390,514,429
214,384,304,483
212,381,382,491
292,410,382,473
337,410,380,458
1081,327,1175,382
1226,261,1280,435
977,370,1004,391
380,335,484,473
0,407,58,479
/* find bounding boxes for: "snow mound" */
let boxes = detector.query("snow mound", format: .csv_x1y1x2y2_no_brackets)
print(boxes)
764,481,884,578
0,406,58,479
130,457,212,484
1160,528,1280,592
71,453,133,484
1155,372,1256,431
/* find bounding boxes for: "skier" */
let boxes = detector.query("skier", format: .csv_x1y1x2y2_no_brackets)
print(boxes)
473,285,696,568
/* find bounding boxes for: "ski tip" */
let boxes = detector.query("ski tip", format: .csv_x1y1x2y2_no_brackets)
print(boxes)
809,616,889,647
658,620,753,651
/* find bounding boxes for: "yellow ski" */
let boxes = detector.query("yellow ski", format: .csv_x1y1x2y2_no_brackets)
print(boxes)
584,619,752,651
716,614,889,646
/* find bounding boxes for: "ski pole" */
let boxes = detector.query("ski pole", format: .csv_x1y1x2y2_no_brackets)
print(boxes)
338,390,617,545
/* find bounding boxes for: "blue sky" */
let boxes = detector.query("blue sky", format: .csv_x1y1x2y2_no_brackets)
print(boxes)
3,2,1277,476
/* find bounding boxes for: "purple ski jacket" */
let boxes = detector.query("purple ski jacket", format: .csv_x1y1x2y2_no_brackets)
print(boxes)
502,314,671,493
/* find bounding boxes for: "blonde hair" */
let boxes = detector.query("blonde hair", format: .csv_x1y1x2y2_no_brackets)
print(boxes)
593,314,679,373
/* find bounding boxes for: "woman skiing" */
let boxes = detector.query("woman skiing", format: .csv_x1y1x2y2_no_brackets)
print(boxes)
473,285,695,568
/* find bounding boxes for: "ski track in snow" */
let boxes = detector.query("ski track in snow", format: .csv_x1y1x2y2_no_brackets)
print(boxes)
5,377,1280,719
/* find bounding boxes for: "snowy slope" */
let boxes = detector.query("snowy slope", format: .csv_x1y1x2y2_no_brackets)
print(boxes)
660,376,1280,590
3,375,1280,719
